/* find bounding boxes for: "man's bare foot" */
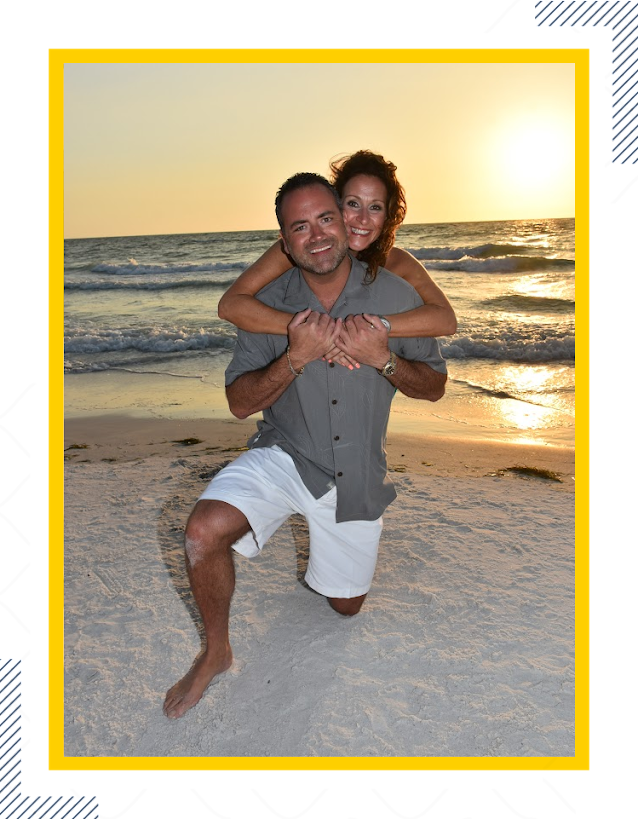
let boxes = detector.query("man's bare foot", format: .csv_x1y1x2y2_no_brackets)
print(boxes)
163,645,233,719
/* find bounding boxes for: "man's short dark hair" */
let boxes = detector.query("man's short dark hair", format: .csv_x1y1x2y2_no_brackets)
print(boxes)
275,172,341,229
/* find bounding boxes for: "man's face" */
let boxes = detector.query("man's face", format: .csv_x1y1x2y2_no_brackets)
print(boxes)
279,184,349,276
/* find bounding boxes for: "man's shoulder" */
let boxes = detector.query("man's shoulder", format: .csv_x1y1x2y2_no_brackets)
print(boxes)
255,267,297,305
371,266,422,301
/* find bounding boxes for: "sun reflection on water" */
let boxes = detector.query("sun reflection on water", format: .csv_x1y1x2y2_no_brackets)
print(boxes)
494,396,557,431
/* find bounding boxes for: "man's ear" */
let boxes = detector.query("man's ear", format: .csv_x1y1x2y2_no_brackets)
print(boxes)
279,231,289,255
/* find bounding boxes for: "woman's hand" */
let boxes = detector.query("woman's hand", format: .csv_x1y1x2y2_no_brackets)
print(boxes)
322,346,360,370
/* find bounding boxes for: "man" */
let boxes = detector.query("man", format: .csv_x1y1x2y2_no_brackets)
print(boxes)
163,173,447,719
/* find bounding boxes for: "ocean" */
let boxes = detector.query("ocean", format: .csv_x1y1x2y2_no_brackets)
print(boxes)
64,218,576,448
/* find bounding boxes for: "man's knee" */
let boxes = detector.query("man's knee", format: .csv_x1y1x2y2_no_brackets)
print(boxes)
328,594,367,617
185,500,249,564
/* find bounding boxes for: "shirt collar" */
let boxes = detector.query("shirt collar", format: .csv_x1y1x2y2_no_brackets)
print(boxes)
281,255,372,314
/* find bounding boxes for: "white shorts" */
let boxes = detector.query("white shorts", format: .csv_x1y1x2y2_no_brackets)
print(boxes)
198,446,383,598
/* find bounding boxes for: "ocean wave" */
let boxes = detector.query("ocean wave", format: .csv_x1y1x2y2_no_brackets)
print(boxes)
483,294,575,314
64,262,97,272
408,246,468,260
471,242,553,258
441,334,574,362
64,327,574,364
90,260,246,276
424,256,574,273
407,243,574,265
64,327,236,354
408,243,537,260
65,277,239,292
70,254,574,286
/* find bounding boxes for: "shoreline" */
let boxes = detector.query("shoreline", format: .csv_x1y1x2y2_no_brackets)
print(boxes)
64,414,575,491
63,362,576,454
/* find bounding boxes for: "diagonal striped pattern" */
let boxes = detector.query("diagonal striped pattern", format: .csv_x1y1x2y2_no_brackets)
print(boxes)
534,0,636,28
0,709,26,767
0,796,100,819
0,657,22,716
611,23,638,170
534,0,638,186
0,661,97,819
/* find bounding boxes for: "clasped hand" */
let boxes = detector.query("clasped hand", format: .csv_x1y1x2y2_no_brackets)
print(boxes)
288,310,390,371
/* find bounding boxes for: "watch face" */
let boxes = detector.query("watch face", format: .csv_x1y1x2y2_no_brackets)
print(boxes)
378,351,397,376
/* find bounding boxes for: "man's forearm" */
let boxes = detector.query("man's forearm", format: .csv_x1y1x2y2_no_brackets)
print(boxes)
226,311,344,418
384,356,447,401
226,350,301,419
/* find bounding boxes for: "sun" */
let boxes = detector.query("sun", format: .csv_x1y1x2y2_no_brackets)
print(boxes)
487,113,574,198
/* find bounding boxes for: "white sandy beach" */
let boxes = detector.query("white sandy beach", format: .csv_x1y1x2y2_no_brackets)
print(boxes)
64,417,575,758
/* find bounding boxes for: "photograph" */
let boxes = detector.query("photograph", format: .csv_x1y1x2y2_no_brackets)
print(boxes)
59,54,578,764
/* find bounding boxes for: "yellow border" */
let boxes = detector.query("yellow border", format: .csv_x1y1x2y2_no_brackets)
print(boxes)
50,48,588,771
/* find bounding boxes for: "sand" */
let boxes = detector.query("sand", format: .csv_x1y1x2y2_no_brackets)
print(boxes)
64,416,575,758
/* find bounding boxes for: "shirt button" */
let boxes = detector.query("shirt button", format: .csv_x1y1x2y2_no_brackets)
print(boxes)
331,399,338,405
334,435,340,441
329,362,335,368
337,471,343,477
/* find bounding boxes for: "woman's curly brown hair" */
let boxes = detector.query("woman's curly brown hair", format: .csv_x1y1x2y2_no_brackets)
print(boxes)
329,150,407,281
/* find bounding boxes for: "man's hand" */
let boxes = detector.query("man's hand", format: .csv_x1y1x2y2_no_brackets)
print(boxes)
335,313,391,370
227,310,342,419
287,309,343,371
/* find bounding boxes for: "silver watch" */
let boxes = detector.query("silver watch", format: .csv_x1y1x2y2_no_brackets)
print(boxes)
377,351,397,377
377,315,391,332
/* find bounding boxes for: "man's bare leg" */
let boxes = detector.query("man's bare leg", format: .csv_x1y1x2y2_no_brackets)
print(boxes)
163,499,251,719
327,593,367,617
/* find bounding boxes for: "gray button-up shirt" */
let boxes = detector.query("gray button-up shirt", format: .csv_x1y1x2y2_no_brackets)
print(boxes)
225,256,447,522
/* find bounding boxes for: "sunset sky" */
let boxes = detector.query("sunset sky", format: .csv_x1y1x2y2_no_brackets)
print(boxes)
63,59,575,239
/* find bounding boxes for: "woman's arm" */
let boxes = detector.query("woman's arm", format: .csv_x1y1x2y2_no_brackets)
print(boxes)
384,246,457,337
220,240,358,368
217,241,296,334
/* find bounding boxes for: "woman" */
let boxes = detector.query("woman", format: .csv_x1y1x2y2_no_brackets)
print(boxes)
218,150,457,341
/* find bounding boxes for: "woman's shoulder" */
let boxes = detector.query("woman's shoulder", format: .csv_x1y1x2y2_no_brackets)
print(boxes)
385,245,419,272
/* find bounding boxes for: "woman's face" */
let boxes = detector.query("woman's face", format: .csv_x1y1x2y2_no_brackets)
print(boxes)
341,174,388,254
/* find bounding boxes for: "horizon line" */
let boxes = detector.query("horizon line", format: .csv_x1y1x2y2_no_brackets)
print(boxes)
64,215,576,242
